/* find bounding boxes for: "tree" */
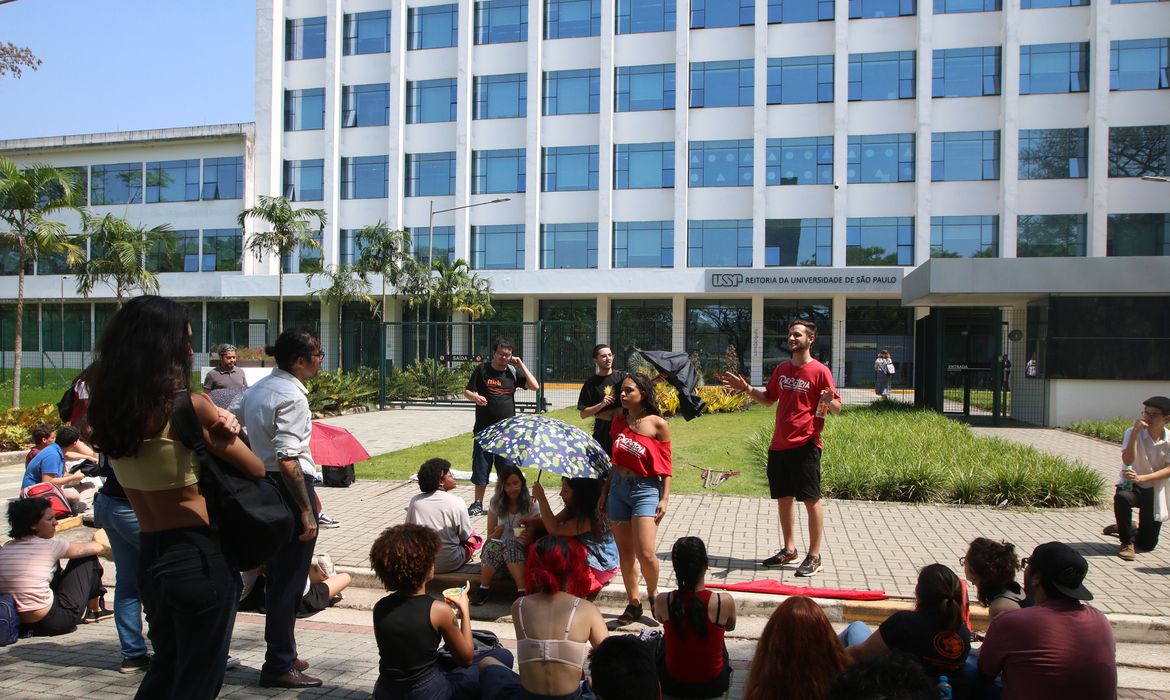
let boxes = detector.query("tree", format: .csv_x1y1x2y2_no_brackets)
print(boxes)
238,195,326,333
428,258,494,357
307,264,374,366
352,221,419,321
0,159,84,407
0,42,41,79
73,213,175,309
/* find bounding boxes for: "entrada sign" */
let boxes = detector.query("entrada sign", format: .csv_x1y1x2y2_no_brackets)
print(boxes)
705,268,903,293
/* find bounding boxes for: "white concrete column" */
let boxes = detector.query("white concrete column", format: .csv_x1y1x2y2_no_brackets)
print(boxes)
387,0,408,231
523,0,545,272
1086,0,1112,257
750,295,764,385
913,5,933,266
999,0,1021,258
454,0,475,257
596,295,610,345
831,0,849,268
671,294,686,353
597,0,616,271
673,1,691,270
249,0,284,277
751,0,768,269
831,295,847,384
323,0,343,268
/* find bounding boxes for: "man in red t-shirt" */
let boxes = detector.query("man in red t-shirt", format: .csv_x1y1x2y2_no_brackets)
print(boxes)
720,319,840,576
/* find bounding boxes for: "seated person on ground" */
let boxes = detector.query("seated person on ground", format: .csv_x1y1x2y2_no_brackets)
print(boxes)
530,477,619,597
20,426,94,512
842,564,971,697
0,498,111,636
589,634,661,700
478,535,609,700
829,652,938,700
978,541,1116,700
652,536,736,699
25,424,53,466
962,537,1025,626
240,553,352,619
370,523,512,700
406,458,480,574
470,466,540,606
744,596,850,700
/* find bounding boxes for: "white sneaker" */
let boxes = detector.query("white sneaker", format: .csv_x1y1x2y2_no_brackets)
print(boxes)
226,655,242,670
317,513,340,529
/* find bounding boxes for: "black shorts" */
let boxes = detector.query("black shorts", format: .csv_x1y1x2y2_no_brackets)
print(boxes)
296,581,331,619
767,442,822,501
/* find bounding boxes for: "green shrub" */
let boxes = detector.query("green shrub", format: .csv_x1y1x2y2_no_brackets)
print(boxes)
306,368,379,415
1066,417,1129,444
0,403,64,451
400,359,474,399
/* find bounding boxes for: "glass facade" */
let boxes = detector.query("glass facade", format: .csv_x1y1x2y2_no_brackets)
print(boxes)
849,0,916,18
543,69,601,115
282,159,324,201
933,0,1000,11
931,130,1000,181
474,74,528,119
407,78,457,124
145,159,199,203
408,5,458,50
1110,38,1170,91
341,156,389,199
284,88,325,131
615,142,675,189
409,226,456,265
610,299,673,369
689,60,754,108
343,10,390,55
472,149,527,194
769,0,835,22
545,0,602,39
202,156,243,200
765,218,832,266
687,220,753,267
849,51,916,101
147,229,199,273
405,152,457,196
90,162,142,205
1107,214,1170,256
847,133,915,183
476,0,528,44
343,83,390,127
689,140,754,187
930,216,999,258
766,137,833,186
1020,43,1090,94
542,146,600,191
1019,128,1089,179
767,55,834,104
1108,125,1169,177
615,64,676,111
286,17,326,60
541,223,598,268
686,299,752,376
1017,214,1088,257
617,0,676,33
690,0,754,28
613,221,674,267
201,228,243,272
847,217,915,265
763,299,832,374
472,225,526,269
932,47,1001,98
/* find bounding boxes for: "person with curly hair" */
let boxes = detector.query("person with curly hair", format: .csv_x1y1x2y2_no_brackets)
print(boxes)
743,596,849,700
963,538,1025,623
369,524,512,700
652,536,737,698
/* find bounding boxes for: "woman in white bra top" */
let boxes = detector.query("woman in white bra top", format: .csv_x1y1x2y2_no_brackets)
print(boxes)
480,536,608,700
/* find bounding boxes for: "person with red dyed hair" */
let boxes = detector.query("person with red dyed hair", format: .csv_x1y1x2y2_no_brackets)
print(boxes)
743,596,850,700
479,536,608,700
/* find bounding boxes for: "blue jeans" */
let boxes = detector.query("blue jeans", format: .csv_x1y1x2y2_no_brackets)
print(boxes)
471,442,516,488
93,492,149,659
839,620,873,648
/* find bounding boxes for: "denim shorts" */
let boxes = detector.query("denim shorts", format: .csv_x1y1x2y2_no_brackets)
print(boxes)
607,474,661,522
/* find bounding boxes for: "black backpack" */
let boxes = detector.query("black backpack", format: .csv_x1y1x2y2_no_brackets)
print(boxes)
56,380,78,422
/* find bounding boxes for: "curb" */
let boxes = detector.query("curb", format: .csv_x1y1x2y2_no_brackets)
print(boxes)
335,565,1169,644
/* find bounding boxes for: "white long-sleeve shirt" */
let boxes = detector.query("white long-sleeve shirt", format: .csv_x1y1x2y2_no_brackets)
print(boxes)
232,368,317,478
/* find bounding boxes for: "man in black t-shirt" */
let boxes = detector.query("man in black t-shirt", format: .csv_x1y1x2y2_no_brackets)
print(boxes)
577,343,625,455
463,336,540,516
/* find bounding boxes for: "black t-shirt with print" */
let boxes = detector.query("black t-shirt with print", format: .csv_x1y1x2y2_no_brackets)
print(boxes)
577,371,626,449
879,611,971,692
467,362,528,434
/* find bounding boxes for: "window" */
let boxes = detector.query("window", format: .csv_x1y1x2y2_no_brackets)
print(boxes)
543,69,601,115
1022,0,1088,6
766,137,833,186
50,166,87,206
763,299,832,372
409,226,456,265
849,51,916,100
686,300,752,374
90,162,142,205
341,156,389,199
847,217,914,265
342,83,390,128
766,218,832,266
614,221,674,267
1045,296,1170,381
472,225,526,269
615,64,676,111
202,228,243,271
408,5,458,49
542,223,598,268
615,142,675,189
690,60,754,108
1107,214,1170,256
542,146,600,191
931,131,1000,181
611,300,673,367
339,229,363,266
691,0,754,28
472,149,527,194
689,140,754,187
545,0,601,39
1110,39,1170,91
343,10,391,55
767,55,833,104
43,305,92,352
1019,128,1088,179
145,159,199,203
407,78,458,123
474,74,528,119
202,156,243,200
147,229,200,273
286,17,326,60
284,88,325,131
932,47,1001,98
1108,125,1169,178
405,152,457,196
283,231,323,274
282,159,324,201
849,0,916,18
768,0,834,23
1017,214,1087,257
687,220,752,267
476,0,528,44
933,0,1000,10
1020,43,1089,94
930,216,998,258
847,134,914,183
0,305,39,351
617,0,676,33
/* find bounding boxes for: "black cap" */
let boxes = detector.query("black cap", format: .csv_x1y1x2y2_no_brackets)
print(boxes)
1029,542,1092,601
1143,396,1170,415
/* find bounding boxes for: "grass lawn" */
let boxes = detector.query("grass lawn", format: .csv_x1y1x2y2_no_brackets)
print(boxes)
0,368,78,408
1066,417,1129,444
943,388,1009,414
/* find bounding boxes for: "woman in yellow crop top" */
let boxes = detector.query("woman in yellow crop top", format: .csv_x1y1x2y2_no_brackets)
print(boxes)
88,296,263,700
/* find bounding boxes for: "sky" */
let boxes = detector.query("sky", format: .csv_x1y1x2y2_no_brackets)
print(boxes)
0,0,255,140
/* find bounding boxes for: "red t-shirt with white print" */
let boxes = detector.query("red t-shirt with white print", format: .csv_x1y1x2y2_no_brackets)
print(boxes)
763,359,838,451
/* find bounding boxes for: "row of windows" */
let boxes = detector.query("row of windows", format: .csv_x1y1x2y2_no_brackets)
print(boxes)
48,157,244,206
286,0,1163,58
0,228,243,276
278,125,1169,200
284,41,1167,132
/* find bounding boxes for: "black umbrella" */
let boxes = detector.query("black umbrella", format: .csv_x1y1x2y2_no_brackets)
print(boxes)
635,348,706,421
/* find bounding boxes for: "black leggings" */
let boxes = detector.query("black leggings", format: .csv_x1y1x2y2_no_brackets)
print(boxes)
24,556,105,637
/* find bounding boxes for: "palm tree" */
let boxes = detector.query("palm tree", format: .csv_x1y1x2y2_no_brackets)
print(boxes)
0,159,84,407
238,195,326,333
429,258,495,357
352,221,417,321
73,213,175,308
307,264,375,366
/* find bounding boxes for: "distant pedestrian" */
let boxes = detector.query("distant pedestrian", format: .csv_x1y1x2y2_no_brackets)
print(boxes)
1106,395,1170,561
719,319,840,577
1000,354,1012,389
577,343,625,455
203,343,249,392
873,349,894,399
1025,353,1038,378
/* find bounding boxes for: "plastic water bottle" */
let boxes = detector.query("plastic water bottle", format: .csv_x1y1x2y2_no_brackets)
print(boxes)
937,676,953,700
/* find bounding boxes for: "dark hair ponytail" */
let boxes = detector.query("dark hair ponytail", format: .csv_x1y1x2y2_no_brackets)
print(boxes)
668,537,710,640
915,563,965,632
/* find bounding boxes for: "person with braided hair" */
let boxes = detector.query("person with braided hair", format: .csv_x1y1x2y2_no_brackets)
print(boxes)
651,536,736,698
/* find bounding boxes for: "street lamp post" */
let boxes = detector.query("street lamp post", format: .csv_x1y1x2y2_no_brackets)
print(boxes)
60,276,66,375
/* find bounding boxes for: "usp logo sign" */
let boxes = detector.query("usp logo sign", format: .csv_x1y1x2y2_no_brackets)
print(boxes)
711,273,744,288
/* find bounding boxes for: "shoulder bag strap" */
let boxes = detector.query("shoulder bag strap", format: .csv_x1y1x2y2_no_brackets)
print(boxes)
171,389,231,489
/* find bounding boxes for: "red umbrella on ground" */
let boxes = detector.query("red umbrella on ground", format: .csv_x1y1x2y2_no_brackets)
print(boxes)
310,421,371,467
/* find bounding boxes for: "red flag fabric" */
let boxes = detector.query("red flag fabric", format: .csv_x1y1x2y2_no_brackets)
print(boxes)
309,421,371,467
706,579,887,601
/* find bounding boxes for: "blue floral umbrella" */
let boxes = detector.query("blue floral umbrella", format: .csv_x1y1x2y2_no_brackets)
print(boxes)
473,414,610,480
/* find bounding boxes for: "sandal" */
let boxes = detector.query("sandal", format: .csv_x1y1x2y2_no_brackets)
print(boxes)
610,601,644,628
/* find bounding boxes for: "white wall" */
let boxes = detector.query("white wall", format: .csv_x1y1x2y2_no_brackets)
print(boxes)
1047,380,1170,427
